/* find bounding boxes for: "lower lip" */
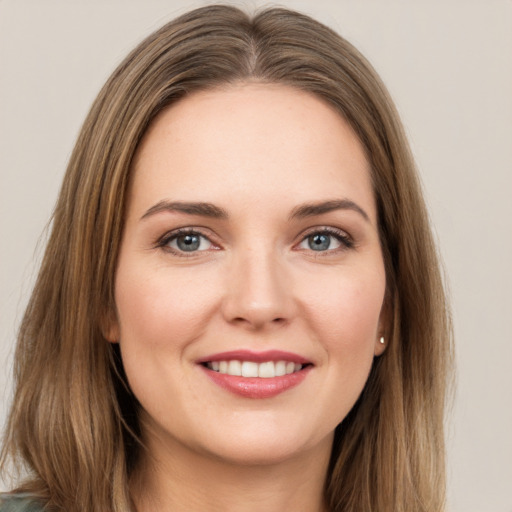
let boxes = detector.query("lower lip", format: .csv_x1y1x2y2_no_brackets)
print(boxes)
201,366,311,399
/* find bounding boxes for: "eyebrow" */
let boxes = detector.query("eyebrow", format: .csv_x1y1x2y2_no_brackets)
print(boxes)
140,200,229,220
140,198,370,223
289,199,370,222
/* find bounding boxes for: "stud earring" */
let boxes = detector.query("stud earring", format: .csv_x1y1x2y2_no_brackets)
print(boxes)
379,336,385,345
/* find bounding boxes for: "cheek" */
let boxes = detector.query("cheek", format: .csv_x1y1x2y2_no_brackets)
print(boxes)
297,264,385,372
113,264,223,421
114,263,222,351
300,269,385,424
303,267,384,335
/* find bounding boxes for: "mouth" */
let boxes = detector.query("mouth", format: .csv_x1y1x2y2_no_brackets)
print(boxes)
197,350,313,398
202,360,307,378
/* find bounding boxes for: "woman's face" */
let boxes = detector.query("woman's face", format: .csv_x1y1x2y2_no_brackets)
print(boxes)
108,84,387,466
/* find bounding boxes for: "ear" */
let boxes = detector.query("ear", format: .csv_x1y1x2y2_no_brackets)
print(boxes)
100,308,120,344
374,293,392,357
374,334,386,356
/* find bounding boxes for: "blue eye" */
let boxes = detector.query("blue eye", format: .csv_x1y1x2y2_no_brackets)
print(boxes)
298,229,352,252
163,231,214,253
307,233,333,251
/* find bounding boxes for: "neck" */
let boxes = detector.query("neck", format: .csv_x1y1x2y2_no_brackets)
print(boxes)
130,429,332,512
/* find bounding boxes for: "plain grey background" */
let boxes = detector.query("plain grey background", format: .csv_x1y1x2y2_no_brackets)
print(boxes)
1,1,511,511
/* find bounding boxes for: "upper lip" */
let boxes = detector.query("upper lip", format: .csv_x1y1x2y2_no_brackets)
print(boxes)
197,349,312,365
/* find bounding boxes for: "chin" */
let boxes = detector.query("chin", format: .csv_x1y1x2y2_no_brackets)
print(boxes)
191,421,334,467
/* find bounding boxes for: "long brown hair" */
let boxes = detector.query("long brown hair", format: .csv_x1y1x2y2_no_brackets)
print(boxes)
1,5,452,511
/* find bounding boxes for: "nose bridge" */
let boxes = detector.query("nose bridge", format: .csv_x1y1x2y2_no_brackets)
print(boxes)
222,242,294,329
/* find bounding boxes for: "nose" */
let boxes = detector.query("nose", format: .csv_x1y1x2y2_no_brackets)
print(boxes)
221,247,296,331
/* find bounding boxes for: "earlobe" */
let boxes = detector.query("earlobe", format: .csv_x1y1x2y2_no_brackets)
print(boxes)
375,292,392,356
374,335,386,356
100,309,120,343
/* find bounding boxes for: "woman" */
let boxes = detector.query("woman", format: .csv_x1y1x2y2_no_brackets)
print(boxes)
0,4,452,512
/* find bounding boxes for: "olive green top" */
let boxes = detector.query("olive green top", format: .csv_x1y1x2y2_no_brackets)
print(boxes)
0,495,45,512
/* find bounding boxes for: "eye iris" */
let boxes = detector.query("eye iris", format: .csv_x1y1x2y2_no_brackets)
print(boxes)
177,234,200,251
308,233,330,251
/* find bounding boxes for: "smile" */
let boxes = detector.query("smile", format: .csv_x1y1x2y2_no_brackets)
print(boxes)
198,350,312,399
205,360,304,378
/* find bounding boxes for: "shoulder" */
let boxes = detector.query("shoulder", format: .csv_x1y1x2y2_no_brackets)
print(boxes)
0,494,45,512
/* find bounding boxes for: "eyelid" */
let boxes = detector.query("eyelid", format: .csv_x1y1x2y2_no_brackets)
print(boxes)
153,225,354,257
295,226,354,252
155,227,220,256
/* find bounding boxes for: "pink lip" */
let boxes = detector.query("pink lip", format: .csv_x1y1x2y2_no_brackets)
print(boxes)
197,349,311,365
200,365,312,399
197,350,313,399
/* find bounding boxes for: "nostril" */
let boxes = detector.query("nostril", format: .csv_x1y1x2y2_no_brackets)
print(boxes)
230,316,287,329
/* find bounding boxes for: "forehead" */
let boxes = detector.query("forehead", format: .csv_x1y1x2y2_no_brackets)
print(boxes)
129,83,375,222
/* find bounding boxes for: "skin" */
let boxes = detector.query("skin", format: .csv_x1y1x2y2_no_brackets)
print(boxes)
107,83,387,512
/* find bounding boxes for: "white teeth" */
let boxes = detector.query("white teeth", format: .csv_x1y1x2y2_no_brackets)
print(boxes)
228,360,242,376
207,360,304,378
275,361,286,376
241,361,259,377
258,361,275,378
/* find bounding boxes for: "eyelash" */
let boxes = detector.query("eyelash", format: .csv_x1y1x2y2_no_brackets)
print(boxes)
299,227,354,253
155,226,354,257
155,228,217,257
